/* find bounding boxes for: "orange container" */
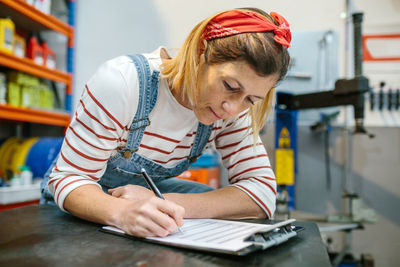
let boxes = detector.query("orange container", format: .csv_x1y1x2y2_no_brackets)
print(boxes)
42,42,56,69
26,36,43,65
177,167,220,188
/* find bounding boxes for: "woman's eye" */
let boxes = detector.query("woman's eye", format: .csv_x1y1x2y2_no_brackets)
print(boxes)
224,81,254,105
223,81,235,91
247,97,255,105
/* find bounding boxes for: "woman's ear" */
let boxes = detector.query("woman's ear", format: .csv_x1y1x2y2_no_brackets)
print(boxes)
198,39,208,60
202,39,208,50
199,53,206,65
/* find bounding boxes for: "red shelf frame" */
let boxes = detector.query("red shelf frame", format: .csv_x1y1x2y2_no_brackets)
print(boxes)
0,104,70,127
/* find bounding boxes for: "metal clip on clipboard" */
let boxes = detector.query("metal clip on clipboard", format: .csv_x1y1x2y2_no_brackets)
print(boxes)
245,222,302,250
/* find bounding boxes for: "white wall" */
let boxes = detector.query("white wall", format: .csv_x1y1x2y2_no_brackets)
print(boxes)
72,1,400,265
74,0,400,110
74,0,167,109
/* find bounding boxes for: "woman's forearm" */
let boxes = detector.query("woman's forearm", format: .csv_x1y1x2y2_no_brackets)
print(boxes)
63,184,127,226
62,184,266,230
164,186,266,219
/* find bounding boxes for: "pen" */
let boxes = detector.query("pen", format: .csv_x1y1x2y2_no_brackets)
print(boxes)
140,168,183,234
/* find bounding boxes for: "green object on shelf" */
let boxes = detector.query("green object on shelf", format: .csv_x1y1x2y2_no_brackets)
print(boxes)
7,82,20,106
8,72,39,87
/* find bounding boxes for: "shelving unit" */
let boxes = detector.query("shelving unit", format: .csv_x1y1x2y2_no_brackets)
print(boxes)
0,0,75,208
0,0,75,117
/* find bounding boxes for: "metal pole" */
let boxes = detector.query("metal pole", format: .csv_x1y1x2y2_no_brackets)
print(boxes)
352,13,363,77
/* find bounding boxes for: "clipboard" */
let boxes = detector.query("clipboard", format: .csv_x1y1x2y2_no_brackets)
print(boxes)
100,218,303,256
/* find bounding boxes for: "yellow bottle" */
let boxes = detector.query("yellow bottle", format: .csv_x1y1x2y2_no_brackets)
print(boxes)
0,18,15,54
7,82,20,106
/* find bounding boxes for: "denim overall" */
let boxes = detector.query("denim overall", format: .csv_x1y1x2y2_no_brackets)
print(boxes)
41,54,214,204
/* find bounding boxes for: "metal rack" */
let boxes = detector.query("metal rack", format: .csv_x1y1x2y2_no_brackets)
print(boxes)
0,0,75,210
0,0,75,126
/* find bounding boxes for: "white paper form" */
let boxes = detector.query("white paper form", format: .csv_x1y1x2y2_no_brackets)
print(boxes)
103,218,296,253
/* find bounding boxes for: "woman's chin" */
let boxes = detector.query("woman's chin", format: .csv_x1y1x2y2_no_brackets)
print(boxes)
197,114,217,125
198,118,215,125
194,110,216,125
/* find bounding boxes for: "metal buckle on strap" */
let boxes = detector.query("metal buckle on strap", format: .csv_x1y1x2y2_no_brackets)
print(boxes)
117,147,139,158
189,154,201,163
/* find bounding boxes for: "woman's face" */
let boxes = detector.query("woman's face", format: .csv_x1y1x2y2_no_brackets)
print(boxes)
193,59,279,125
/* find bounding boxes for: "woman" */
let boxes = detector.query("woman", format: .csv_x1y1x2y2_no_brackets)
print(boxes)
41,7,291,237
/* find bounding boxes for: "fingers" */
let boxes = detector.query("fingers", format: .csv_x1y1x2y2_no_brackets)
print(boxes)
108,185,136,198
127,216,170,237
108,185,153,201
147,209,179,234
108,187,118,196
153,197,185,228
134,198,184,236
123,199,179,237
115,193,185,237
134,198,181,235
109,186,127,198
140,214,173,237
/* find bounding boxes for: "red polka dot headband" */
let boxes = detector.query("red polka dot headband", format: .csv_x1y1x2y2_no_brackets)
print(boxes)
202,10,292,48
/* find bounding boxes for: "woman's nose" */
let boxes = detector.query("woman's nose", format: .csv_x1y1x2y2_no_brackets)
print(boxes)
222,100,243,117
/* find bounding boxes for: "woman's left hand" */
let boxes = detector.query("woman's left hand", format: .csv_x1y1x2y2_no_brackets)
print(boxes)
108,185,155,202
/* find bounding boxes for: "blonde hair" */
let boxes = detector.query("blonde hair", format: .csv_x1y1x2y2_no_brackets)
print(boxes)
161,8,289,144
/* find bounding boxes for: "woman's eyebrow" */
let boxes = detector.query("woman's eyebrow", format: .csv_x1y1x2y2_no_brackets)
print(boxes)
234,79,265,100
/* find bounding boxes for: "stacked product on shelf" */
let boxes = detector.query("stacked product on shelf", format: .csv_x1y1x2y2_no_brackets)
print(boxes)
0,0,75,115
0,16,57,65
0,17,14,54
26,35,56,68
0,15,59,110
26,35,43,64
6,71,55,109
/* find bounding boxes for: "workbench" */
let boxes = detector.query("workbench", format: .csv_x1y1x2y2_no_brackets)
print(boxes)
0,205,331,266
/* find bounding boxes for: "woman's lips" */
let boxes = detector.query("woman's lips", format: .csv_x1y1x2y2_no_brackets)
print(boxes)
210,107,222,120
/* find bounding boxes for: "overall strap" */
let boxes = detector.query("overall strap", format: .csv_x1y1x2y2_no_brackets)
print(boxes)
118,54,160,158
188,122,214,163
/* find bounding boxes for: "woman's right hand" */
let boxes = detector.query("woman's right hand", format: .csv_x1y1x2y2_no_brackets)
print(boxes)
63,184,184,238
115,196,185,238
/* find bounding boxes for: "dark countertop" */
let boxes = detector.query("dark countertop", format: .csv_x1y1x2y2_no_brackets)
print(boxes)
0,205,331,267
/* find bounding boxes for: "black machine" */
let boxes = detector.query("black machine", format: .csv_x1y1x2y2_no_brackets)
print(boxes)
277,13,374,139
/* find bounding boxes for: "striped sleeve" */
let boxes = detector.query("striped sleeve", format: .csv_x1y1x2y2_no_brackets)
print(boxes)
48,57,139,211
215,113,277,218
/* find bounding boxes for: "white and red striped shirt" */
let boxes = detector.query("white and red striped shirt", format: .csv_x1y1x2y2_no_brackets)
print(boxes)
49,48,277,217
